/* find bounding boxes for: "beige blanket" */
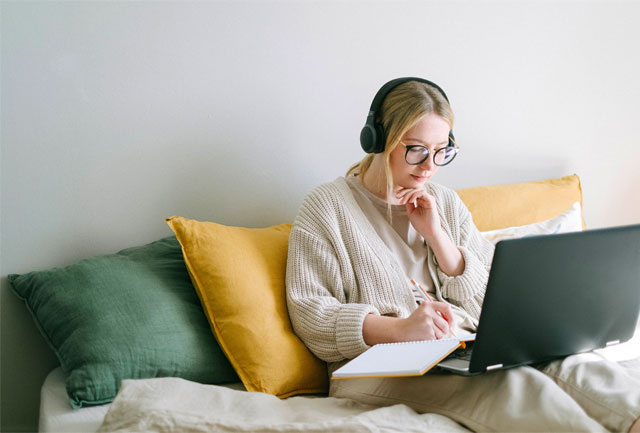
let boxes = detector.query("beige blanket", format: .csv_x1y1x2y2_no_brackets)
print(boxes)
98,346,640,433
97,377,470,433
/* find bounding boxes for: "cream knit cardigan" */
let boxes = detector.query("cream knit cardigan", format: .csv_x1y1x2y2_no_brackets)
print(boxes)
285,177,494,363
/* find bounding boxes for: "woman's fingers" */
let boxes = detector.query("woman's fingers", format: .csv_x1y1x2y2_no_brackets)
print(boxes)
397,189,437,210
433,327,445,340
432,303,455,335
432,302,454,324
399,190,424,205
413,301,453,339
433,314,450,332
396,188,422,200
396,188,410,198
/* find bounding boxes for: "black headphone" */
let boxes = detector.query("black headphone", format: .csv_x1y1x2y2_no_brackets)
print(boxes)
360,77,456,154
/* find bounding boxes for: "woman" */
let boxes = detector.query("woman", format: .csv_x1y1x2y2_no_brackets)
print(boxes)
285,78,640,432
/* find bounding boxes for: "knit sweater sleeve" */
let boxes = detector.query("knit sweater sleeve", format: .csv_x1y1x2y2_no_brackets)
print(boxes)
434,187,495,320
285,193,379,363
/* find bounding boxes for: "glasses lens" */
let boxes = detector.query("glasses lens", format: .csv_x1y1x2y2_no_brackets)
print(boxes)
434,147,458,166
405,146,429,165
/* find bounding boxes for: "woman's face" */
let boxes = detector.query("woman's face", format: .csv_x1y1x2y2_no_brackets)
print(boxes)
388,113,451,190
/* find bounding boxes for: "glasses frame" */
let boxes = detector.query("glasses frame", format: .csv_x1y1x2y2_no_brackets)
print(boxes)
400,138,460,166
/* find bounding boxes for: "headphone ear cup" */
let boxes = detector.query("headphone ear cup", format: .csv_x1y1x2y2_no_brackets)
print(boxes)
360,123,377,154
360,113,386,154
374,123,386,153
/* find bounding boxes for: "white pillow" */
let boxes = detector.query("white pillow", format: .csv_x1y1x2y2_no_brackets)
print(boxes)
480,202,583,245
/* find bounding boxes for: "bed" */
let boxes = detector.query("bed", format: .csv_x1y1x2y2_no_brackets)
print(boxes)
40,366,473,432
10,174,640,432
41,337,640,432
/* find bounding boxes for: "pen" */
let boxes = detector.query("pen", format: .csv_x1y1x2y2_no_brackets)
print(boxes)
410,279,457,338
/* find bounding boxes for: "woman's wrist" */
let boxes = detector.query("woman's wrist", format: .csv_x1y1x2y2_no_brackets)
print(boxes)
422,226,446,245
362,313,403,345
426,229,465,277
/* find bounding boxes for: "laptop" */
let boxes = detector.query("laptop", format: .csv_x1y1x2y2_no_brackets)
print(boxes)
437,223,640,376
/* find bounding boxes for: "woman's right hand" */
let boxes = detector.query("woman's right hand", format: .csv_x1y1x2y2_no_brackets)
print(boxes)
397,301,455,341
362,302,456,346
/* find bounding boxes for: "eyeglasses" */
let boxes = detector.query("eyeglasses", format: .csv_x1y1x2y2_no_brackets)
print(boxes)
400,139,459,166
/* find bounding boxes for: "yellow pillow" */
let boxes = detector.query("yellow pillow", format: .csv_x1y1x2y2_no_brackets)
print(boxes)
166,216,328,398
456,174,586,232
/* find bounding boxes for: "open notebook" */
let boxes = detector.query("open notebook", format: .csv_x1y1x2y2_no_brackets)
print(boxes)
332,334,476,379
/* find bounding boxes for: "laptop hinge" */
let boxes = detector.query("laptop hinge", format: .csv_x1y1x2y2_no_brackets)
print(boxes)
486,363,504,371
606,340,620,347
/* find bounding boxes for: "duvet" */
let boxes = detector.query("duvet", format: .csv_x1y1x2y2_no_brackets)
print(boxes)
97,376,471,433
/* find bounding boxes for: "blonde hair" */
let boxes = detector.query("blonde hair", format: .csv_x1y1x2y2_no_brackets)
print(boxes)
347,81,455,200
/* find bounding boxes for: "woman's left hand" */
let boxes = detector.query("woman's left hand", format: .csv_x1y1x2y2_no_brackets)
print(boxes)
396,188,442,241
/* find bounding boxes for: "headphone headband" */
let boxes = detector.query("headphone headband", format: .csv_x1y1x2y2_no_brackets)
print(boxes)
360,77,455,154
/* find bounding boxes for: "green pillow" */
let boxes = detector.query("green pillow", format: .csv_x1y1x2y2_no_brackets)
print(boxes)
8,236,238,408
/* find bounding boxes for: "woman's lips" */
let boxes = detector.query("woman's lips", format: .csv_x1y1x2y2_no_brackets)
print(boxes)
411,174,428,182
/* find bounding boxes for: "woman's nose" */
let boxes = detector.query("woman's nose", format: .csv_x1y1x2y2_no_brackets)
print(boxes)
418,154,435,170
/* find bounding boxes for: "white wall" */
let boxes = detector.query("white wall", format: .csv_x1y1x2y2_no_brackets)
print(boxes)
2,1,640,430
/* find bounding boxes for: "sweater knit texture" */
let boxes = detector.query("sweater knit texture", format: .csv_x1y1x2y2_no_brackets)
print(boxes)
285,177,494,365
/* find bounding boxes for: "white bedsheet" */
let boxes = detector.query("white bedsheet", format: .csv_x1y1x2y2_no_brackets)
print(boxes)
39,368,248,433
39,368,110,433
